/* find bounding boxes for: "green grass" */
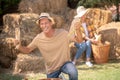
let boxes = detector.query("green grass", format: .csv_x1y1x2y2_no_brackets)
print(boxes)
77,63,120,80
0,60,120,80
0,73,23,80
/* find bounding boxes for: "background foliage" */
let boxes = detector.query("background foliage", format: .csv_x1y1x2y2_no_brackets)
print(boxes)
0,0,21,15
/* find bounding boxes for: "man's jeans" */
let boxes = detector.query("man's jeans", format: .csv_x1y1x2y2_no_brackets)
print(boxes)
74,40,92,59
47,61,78,80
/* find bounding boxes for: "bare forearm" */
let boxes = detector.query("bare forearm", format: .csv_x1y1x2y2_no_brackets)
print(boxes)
16,45,32,54
84,36,90,41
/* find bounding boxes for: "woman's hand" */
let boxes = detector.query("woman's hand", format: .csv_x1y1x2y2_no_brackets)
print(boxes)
90,38,98,44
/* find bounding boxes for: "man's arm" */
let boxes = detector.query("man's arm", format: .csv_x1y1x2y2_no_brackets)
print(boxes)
14,39,34,54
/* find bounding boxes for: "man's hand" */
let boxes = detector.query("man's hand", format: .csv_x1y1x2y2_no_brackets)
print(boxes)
13,39,21,49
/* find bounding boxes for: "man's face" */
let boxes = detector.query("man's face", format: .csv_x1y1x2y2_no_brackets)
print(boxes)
39,18,53,34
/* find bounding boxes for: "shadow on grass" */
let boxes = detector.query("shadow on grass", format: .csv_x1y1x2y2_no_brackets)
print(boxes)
0,73,24,80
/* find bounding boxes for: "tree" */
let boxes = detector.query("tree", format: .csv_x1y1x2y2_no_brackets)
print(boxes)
77,0,120,21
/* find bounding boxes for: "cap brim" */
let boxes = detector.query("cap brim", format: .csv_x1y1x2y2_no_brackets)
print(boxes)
36,16,55,25
38,16,51,20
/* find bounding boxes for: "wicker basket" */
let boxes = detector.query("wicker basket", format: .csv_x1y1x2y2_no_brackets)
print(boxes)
92,43,110,64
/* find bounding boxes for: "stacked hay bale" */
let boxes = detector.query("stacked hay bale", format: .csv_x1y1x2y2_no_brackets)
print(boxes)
18,0,75,30
18,0,67,14
0,13,40,70
13,53,45,73
3,13,40,38
86,8,112,28
98,22,120,59
18,0,112,30
0,37,18,68
1,13,40,56
50,13,65,28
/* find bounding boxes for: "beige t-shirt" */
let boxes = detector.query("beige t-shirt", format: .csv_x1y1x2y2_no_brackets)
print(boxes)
28,29,71,74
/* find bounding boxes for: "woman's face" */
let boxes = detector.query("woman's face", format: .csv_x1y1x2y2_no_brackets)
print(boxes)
81,15,86,21
39,18,53,34
81,14,86,22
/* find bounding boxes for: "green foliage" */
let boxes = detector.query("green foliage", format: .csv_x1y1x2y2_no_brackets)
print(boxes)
77,0,106,8
0,0,21,15
77,0,119,8
0,8,2,14
77,0,120,21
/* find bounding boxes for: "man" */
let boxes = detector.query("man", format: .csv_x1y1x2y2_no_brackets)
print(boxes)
69,6,98,67
14,13,78,80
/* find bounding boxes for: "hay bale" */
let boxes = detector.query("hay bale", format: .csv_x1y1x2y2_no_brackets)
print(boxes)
50,13,65,28
98,22,120,59
0,56,11,68
3,13,40,39
3,13,65,39
64,8,76,30
18,0,46,13
47,0,67,14
86,8,112,28
1,13,40,59
0,37,18,59
18,0,67,14
13,53,45,73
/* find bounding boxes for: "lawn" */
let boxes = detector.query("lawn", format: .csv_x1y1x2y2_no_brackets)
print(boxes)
0,59,120,80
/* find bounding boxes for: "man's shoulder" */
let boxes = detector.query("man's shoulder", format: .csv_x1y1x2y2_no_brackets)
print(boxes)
34,32,44,39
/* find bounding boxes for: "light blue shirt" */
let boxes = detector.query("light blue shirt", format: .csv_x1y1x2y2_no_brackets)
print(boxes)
82,23,89,37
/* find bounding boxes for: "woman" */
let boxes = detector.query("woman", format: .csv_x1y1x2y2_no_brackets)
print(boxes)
69,6,98,67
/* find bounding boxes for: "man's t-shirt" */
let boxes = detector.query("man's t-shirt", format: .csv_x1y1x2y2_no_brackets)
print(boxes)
28,29,71,74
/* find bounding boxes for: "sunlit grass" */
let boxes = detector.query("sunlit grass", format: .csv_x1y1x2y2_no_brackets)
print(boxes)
0,60,120,80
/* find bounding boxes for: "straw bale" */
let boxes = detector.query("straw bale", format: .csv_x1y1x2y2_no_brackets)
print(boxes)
64,8,76,30
0,37,18,59
47,0,67,14
18,0,46,13
13,53,45,73
100,9,112,26
86,8,112,28
1,13,40,60
3,13,40,39
50,13,65,28
3,13,65,38
0,55,11,68
98,22,120,59
18,0,67,14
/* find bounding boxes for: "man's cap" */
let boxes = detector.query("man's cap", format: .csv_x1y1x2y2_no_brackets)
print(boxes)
37,12,55,24
38,13,52,21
